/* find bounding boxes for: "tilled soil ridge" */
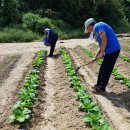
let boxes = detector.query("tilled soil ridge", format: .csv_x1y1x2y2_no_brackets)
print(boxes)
0,40,93,130
0,53,36,130
84,44,130,108
30,51,89,130
0,55,21,85
68,46,130,130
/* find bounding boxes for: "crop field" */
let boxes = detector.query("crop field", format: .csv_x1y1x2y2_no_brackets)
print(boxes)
0,38,130,130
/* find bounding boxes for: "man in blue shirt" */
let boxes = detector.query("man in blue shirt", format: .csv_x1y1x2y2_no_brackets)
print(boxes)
43,27,58,57
84,18,121,93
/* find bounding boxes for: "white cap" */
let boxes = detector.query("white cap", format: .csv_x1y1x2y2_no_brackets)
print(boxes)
84,18,95,33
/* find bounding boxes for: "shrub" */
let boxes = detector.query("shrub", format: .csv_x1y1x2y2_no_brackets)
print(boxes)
22,12,55,33
58,28,86,39
116,18,130,33
51,19,70,29
0,28,40,43
22,12,41,31
36,17,55,33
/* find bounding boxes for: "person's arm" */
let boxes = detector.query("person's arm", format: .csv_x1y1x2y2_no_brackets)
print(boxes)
90,47,101,63
93,48,101,59
98,31,107,58
91,31,107,62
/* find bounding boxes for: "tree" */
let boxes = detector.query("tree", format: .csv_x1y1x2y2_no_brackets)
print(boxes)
55,0,98,27
121,0,130,22
0,0,20,26
96,0,125,28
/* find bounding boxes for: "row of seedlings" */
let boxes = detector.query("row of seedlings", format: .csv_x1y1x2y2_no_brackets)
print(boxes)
8,50,46,123
118,54,130,62
80,46,130,88
60,46,112,130
90,43,130,63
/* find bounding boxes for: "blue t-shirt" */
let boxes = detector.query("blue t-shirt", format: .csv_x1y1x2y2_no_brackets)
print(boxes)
94,22,121,54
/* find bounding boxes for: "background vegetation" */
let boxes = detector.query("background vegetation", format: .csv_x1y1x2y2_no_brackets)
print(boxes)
0,0,130,42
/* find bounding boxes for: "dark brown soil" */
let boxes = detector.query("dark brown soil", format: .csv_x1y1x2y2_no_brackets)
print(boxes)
0,55,21,85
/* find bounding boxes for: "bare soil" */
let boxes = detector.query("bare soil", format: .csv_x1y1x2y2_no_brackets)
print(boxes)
72,45,130,107
86,43,130,78
26,50,88,130
0,55,21,84
67,46,130,130
0,38,130,130
0,39,91,130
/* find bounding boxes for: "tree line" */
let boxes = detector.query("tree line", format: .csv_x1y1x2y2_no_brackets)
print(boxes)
0,0,130,29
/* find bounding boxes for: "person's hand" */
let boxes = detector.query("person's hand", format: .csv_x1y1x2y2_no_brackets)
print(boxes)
97,52,104,59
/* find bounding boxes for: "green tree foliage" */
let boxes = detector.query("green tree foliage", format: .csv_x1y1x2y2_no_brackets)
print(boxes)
0,0,20,26
18,0,46,12
0,0,130,30
96,0,125,27
121,0,130,22
22,13,41,31
22,13,55,32
58,0,97,27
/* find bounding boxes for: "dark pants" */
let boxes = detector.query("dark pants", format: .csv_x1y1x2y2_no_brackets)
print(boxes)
49,34,58,56
97,50,120,91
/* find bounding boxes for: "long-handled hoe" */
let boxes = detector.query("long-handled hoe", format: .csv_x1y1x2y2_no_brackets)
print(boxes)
75,57,100,73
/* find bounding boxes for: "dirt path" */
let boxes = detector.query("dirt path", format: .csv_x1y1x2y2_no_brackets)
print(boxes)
0,38,130,130
29,50,88,130
0,54,37,129
0,55,21,85
0,39,91,55
0,39,92,129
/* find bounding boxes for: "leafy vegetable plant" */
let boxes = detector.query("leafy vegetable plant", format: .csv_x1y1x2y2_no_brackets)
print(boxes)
8,50,46,123
60,46,111,130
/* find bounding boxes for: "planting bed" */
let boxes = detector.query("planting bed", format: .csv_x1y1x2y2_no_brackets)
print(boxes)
27,49,89,130
67,46,130,130
86,43,130,78
120,39,130,52
71,45,130,106
0,39,130,130
0,55,21,84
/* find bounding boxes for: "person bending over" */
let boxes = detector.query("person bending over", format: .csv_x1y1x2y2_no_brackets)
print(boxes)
84,18,121,93
43,27,58,57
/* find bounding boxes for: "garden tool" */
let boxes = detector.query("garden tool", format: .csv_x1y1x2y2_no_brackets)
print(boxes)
75,57,100,73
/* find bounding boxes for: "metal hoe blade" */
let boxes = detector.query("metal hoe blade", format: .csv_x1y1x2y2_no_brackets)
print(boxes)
75,57,100,73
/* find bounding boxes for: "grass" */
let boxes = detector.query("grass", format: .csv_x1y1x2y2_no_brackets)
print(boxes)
0,27,40,43
0,21,129,43
0,25,88,43
57,28,87,39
